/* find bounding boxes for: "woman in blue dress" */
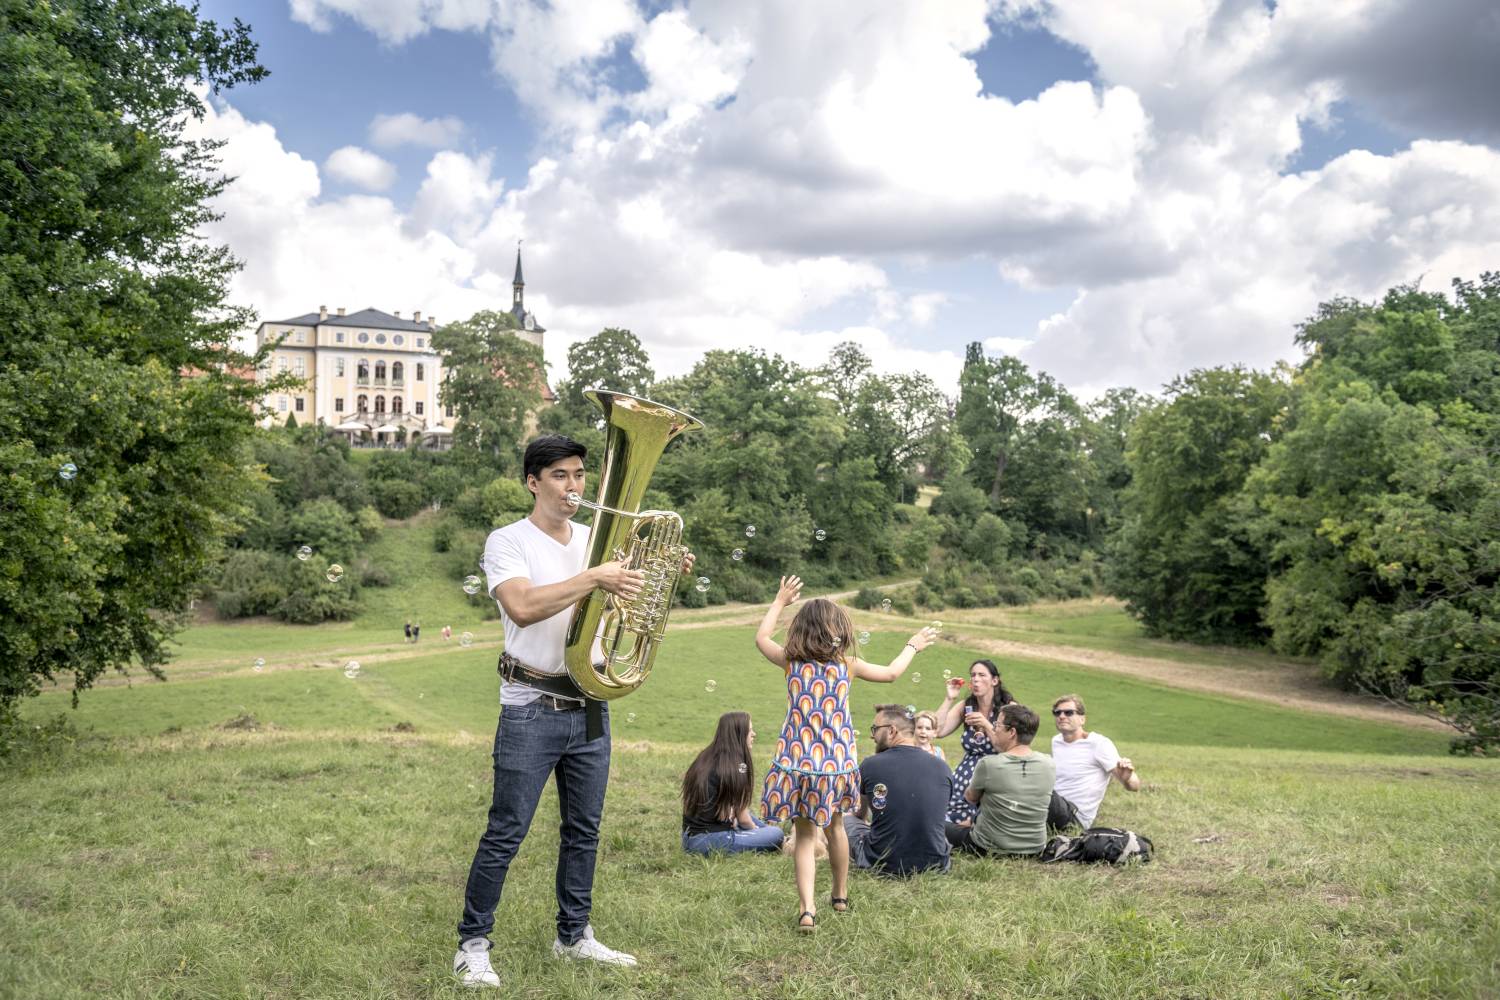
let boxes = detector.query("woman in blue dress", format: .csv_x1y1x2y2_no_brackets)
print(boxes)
935,658,1016,824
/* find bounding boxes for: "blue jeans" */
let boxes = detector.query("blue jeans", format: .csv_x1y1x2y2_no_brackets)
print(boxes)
458,701,610,947
681,816,785,855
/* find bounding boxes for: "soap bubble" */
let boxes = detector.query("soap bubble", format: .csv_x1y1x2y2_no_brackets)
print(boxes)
929,620,943,631
745,525,757,538
904,705,916,720
252,657,265,673
705,679,718,693
831,635,843,646
343,660,361,679
325,564,345,583
626,712,637,724
737,763,747,774
857,631,871,645
814,528,827,542
872,783,888,811
695,576,710,593
880,599,892,613
59,462,79,481
731,548,744,562
911,672,923,684
462,575,483,595
460,631,474,647
942,669,952,680
296,545,313,562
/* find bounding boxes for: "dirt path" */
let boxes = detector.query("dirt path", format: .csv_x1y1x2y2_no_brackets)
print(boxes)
943,628,1446,732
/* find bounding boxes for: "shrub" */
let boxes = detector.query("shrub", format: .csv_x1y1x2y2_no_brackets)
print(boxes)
213,550,287,619
272,560,360,624
355,506,384,541
433,517,456,553
284,498,362,562
370,479,425,520
453,478,534,530
359,561,392,588
851,588,885,611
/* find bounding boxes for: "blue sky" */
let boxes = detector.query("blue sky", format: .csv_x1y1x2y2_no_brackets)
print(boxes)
191,1,1498,396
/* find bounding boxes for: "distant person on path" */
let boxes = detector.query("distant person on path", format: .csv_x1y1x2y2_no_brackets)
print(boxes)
946,703,1054,857
452,434,690,988
1049,694,1140,829
681,712,784,855
443,625,453,642
913,710,946,762
404,621,413,644
413,623,421,643
843,704,952,877
756,575,938,932
936,660,1017,825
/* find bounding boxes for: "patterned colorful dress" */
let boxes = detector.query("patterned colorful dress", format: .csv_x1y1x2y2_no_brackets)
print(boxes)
946,722,998,824
761,658,860,826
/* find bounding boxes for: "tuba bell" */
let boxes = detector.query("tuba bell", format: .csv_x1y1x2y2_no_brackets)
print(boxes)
562,388,704,700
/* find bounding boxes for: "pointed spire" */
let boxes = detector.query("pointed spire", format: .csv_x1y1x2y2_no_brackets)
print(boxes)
513,244,524,286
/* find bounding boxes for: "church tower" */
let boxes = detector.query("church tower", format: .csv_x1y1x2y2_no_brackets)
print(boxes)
512,246,525,313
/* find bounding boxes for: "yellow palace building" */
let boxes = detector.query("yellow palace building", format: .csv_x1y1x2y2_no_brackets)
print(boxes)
254,250,547,446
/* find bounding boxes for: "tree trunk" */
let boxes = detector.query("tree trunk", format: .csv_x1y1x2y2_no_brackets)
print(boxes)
991,449,1008,505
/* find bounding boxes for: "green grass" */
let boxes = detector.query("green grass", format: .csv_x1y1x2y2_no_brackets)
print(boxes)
8,616,1497,998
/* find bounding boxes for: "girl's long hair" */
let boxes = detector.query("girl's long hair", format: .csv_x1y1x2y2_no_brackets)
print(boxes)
965,659,1016,721
783,598,854,665
681,711,754,821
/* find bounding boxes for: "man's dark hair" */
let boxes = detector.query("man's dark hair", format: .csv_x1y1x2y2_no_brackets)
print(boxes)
1000,703,1040,746
873,703,915,736
522,434,587,490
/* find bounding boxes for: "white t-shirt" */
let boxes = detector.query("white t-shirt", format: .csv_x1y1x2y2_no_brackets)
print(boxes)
480,516,591,706
1050,731,1122,828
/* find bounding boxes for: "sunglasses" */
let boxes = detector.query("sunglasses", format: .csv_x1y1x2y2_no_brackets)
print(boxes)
1052,708,1079,717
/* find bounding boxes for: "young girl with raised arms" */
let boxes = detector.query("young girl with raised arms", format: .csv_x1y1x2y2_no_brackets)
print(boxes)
755,575,938,932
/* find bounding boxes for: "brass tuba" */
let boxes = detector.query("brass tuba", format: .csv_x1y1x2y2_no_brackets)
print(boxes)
562,388,704,700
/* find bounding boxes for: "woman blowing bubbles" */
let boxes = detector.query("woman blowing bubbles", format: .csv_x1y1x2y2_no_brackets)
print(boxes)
755,575,938,932
936,659,1017,826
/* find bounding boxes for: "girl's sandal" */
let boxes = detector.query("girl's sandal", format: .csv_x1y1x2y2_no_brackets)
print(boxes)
830,896,850,913
796,911,817,933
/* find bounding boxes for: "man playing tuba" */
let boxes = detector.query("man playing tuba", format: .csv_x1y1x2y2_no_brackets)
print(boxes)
453,432,694,988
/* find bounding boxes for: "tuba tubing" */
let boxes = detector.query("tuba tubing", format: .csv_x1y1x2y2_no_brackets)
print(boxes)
562,389,704,700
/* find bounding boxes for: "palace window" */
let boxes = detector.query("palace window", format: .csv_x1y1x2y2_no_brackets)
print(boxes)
336,332,345,343
357,359,369,381
415,401,424,416
391,361,404,383
335,398,345,413
358,332,369,344
374,395,386,414
374,360,386,381
277,357,288,373
295,397,305,413
416,363,424,381
295,331,306,344
356,394,369,413
392,396,404,414
335,357,345,377
374,333,387,345
278,396,287,412
293,357,305,377
445,403,454,418
393,334,404,346
416,338,424,348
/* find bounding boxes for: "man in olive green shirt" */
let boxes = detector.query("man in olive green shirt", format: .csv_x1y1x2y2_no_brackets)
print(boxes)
945,703,1054,857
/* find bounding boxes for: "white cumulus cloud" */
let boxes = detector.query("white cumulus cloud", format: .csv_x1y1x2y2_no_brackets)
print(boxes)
369,112,465,149
323,146,397,191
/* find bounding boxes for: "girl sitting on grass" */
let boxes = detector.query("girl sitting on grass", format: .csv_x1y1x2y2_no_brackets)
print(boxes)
755,575,937,933
681,712,785,855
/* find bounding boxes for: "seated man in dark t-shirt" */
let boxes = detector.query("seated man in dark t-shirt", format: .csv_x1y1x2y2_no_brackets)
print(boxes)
842,704,953,877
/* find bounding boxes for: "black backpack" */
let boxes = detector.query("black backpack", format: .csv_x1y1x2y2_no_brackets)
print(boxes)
1040,827,1154,865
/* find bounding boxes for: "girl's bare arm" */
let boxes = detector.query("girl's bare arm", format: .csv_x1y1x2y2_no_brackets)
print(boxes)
754,575,802,667
851,627,938,682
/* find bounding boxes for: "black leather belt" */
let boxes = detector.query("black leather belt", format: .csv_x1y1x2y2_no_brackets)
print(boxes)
498,652,604,737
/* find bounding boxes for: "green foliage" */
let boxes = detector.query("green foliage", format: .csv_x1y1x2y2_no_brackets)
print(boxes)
354,506,384,542
270,559,360,624
432,310,545,467
284,499,362,562
452,477,534,530
369,478,425,519
1243,278,1500,752
1110,366,1291,644
543,327,655,445
212,550,287,618
0,0,271,714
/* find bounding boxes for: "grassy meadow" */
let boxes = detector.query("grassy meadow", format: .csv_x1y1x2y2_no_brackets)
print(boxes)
5,595,1499,998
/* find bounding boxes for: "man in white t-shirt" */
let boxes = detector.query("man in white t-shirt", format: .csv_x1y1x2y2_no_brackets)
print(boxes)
453,434,683,989
1049,693,1141,830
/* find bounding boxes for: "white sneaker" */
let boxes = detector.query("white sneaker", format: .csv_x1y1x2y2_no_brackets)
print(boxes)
552,925,638,967
453,939,500,988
